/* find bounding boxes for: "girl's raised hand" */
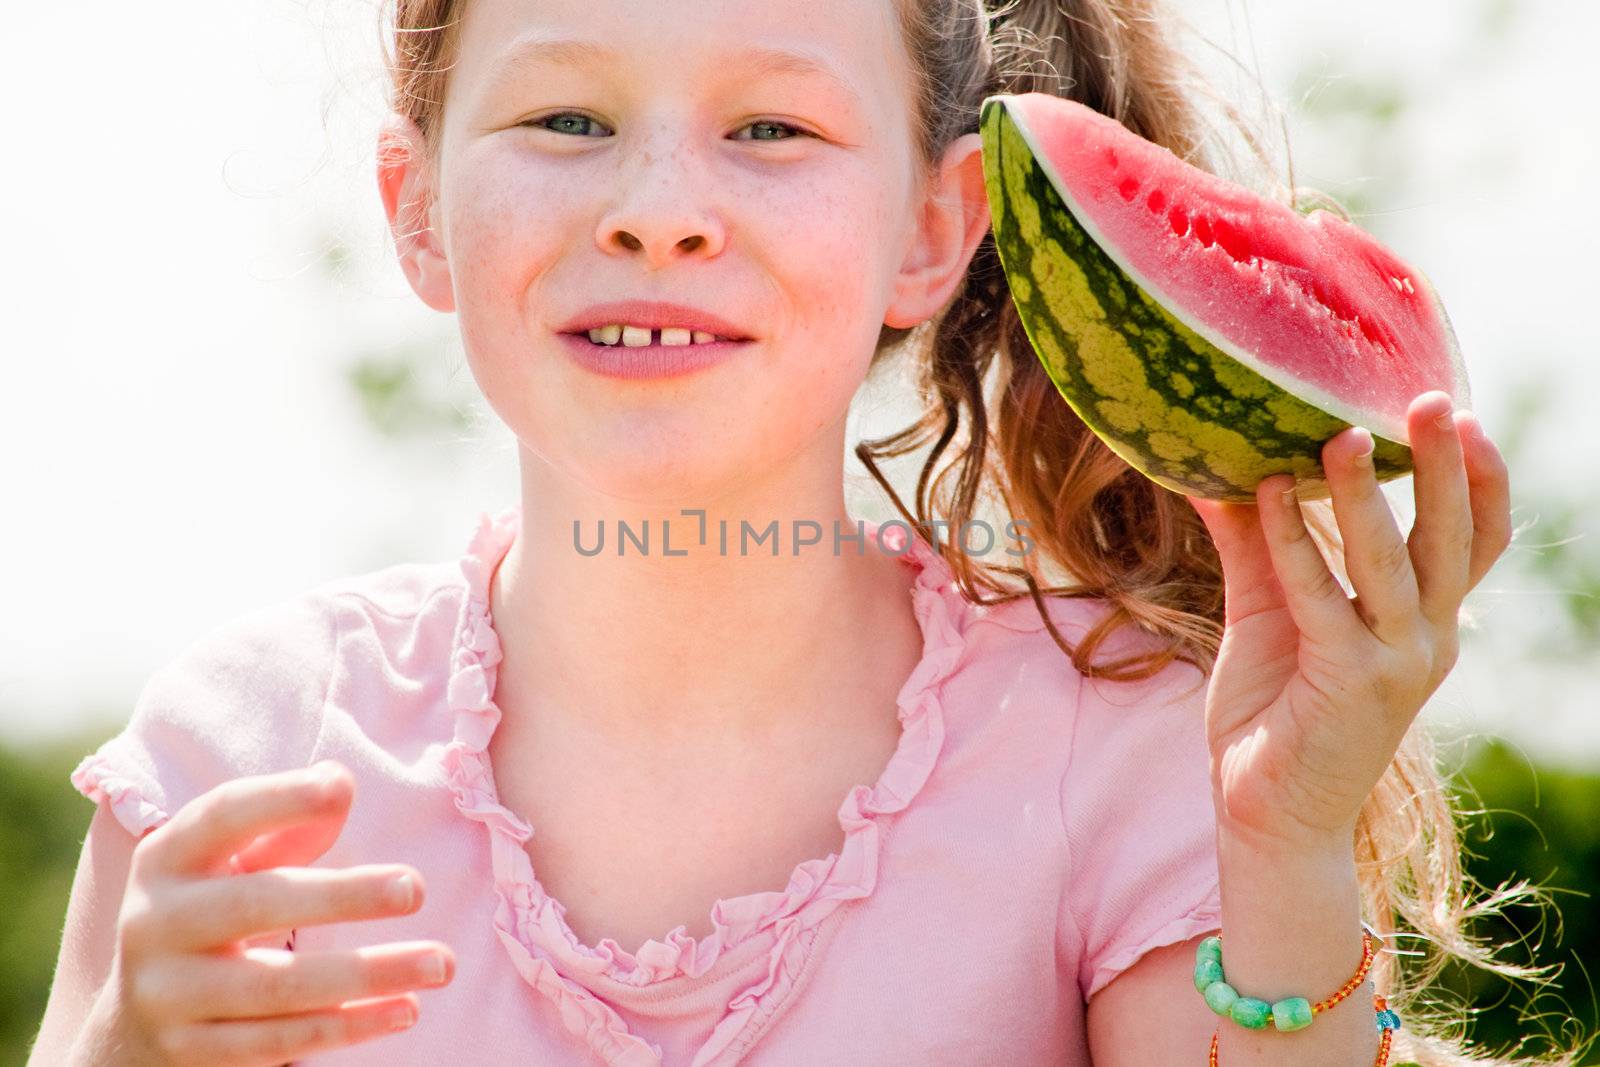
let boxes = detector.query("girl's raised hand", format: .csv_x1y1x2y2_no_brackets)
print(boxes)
1186,390,1513,848
80,762,454,1067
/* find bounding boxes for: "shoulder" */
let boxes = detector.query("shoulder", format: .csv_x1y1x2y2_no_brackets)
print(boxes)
128,582,344,739
165,557,464,680
935,586,1211,812
944,588,1220,995
70,581,344,838
954,589,1208,728
319,558,464,620
72,543,474,840
317,560,473,707
964,593,1213,821
976,597,1221,1001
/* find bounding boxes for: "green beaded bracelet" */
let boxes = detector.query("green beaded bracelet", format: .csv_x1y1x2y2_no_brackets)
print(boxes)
1193,926,1377,1033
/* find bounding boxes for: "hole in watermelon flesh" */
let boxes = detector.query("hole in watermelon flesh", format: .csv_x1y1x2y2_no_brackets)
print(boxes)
1308,277,1344,319
1117,176,1140,202
1167,205,1188,236
1211,217,1253,262
1192,215,1214,247
1146,188,1166,213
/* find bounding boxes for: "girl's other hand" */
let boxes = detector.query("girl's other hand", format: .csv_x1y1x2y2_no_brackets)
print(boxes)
1187,390,1512,850
75,761,455,1066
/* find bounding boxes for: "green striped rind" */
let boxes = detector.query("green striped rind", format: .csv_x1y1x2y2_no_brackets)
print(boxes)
978,96,1413,504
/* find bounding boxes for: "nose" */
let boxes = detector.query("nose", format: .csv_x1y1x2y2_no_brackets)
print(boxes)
594,143,726,268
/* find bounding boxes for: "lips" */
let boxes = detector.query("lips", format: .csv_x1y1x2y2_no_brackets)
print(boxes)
556,300,755,341
556,330,748,380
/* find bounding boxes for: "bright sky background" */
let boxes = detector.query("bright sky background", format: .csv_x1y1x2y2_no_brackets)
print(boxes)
4,1,1595,761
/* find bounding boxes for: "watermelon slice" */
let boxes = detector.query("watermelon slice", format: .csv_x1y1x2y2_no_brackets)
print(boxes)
978,91,1471,503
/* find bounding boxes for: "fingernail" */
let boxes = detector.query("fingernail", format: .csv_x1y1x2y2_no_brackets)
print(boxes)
421,951,448,984
389,874,417,909
1281,485,1299,508
1460,410,1483,439
1433,401,1455,430
386,1002,417,1031
1351,426,1374,459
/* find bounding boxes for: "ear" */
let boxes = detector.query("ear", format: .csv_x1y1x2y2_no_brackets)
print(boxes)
376,112,456,313
883,132,990,330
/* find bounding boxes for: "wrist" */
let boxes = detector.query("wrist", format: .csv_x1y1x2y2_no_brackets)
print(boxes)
1215,811,1358,866
1216,819,1360,925
69,976,142,1067
1211,820,1376,1064
1213,817,1367,1008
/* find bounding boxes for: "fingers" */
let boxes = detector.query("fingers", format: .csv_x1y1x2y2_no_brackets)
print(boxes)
156,993,421,1067
227,801,352,877
1188,497,1289,625
1254,473,1363,644
141,941,454,1022
1455,409,1513,593
140,762,355,878
1321,423,1420,645
142,865,425,952
109,761,457,1064
1404,391,1475,629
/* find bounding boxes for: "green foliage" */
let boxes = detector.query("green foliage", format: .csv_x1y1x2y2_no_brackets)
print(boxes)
346,342,474,440
2,731,1596,1061
1291,69,1407,127
1429,738,1600,1062
0,734,98,1063
1518,496,1600,646
1488,377,1600,654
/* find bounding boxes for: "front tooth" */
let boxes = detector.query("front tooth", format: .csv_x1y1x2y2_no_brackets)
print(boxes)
621,325,652,348
587,324,623,345
692,330,716,345
660,328,691,347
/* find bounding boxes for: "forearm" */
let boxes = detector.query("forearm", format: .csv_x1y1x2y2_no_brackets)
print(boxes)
1212,822,1379,1067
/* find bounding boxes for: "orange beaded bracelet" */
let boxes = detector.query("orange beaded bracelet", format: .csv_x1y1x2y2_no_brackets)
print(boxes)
1208,993,1400,1066
1204,925,1402,1065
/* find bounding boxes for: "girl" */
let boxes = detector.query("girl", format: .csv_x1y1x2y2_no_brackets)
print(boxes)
31,0,1566,1064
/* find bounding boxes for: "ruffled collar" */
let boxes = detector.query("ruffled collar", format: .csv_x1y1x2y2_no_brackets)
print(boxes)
440,506,975,1065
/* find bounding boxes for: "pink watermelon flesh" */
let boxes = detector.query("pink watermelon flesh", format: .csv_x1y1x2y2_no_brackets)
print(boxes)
1014,93,1470,445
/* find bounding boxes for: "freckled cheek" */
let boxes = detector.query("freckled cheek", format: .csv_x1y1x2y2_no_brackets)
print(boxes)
445,165,582,409
754,181,889,332
444,162,578,312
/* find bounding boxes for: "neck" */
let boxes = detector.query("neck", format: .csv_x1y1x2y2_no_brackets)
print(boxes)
487,444,922,746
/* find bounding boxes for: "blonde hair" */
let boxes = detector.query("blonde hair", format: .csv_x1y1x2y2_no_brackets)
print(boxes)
378,1,1577,1061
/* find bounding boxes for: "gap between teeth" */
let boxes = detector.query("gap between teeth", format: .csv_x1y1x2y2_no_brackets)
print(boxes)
586,325,724,346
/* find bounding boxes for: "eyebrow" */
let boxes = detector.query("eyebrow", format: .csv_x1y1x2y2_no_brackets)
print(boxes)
481,35,866,112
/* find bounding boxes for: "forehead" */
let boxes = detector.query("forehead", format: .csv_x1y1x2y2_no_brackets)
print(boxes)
448,0,908,111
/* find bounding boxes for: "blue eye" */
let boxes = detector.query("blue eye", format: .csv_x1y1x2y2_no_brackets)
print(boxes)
734,120,808,142
528,112,608,137
523,112,811,142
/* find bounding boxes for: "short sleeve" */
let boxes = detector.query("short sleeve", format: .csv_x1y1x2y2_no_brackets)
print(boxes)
1058,653,1223,1001
70,588,340,841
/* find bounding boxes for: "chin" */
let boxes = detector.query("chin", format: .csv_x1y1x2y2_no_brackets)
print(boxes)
562,440,760,510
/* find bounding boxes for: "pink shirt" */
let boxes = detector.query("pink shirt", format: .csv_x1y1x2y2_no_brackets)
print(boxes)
72,506,1222,1065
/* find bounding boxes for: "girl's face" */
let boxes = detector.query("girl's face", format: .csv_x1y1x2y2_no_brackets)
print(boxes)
379,0,988,507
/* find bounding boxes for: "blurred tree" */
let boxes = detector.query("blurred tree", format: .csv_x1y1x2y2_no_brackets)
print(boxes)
1433,739,1600,1061
0,737,97,1062
346,339,475,441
